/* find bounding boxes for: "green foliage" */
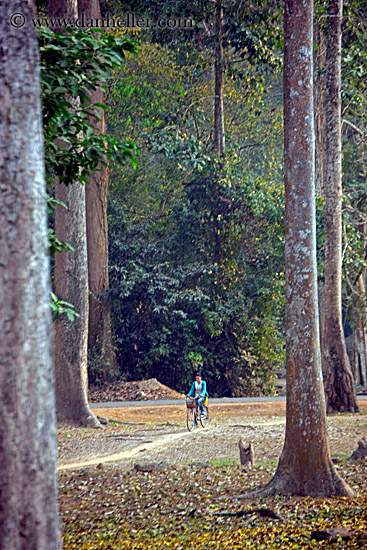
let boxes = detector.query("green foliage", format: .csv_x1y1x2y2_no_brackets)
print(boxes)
46,194,73,256
40,27,140,322
50,292,80,322
103,13,285,395
39,26,139,187
314,1,367,330
108,156,285,395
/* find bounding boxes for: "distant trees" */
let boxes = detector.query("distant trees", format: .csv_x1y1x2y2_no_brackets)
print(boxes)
106,30,285,394
341,2,367,390
0,0,61,545
45,0,364,404
263,0,354,496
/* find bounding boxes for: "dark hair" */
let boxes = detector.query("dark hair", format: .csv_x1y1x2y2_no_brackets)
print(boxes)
195,373,202,378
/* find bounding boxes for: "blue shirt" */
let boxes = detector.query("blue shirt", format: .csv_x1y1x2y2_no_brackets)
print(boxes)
188,380,208,398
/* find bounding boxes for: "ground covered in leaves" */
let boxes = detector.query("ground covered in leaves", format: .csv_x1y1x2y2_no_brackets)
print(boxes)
58,400,367,549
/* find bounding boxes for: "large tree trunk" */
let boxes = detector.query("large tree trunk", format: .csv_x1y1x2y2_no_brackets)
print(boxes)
79,0,117,383
50,0,101,427
261,0,353,497
214,0,225,156
322,0,359,413
0,1,62,547
54,183,100,426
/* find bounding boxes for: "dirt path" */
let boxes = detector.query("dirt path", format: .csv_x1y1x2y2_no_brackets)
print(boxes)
57,400,367,471
59,431,190,470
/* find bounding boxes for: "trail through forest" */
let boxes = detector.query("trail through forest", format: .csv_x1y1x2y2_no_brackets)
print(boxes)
58,399,367,471
58,399,367,549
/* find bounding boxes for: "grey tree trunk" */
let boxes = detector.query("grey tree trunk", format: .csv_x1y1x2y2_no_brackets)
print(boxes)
0,1,62,547
50,0,101,427
261,0,354,497
54,183,100,427
322,0,359,413
214,0,225,156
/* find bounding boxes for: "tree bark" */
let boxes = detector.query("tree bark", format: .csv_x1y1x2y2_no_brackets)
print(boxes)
214,0,225,156
313,19,326,194
50,0,101,427
78,0,117,382
261,0,354,497
322,0,359,413
351,222,367,388
351,298,367,387
0,1,62,547
54,183,100,426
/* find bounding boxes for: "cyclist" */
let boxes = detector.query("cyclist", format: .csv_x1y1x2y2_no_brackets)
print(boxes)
186,373,209,427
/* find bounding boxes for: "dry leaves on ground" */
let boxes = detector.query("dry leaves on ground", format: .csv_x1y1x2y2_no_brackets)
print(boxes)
58,402,367,549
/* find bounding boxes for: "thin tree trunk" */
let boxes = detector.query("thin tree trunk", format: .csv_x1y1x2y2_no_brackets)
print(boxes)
214,0,225,156
0,1,62,547
318,280,326,366
352,306,367,387
351,222,367,387
260,0,353,497
322,0,359,413
85,125,117,382
50,0,101,427
313,19,326,194
78,0,117,382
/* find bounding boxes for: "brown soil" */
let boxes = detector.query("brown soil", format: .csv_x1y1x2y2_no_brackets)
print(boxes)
57,399,367,471
88,378,184,403
94,400,287,423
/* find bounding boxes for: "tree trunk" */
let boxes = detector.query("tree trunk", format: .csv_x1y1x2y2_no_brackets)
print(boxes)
351,222,367,388
214,0,225,156
351,302,367,387
54,183,100,427
322,0,359,413
313,19,326,194
78,0,117,382
261,0,354,497
85,120,117,382
0,1,62,547
50,0,101,427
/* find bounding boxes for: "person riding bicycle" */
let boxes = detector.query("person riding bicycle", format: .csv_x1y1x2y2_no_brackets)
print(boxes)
187,374,209,427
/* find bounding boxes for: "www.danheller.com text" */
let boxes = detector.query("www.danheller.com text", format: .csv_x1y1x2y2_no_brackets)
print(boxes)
10,12,195,30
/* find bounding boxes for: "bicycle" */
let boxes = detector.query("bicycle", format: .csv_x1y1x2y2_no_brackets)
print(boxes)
186,397,210,431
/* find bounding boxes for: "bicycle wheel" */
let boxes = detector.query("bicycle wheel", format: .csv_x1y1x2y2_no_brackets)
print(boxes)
186,409,197,431
199,405,210,428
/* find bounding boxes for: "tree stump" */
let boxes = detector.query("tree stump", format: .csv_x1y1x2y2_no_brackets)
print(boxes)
348,437,367,461
239,439,254,469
